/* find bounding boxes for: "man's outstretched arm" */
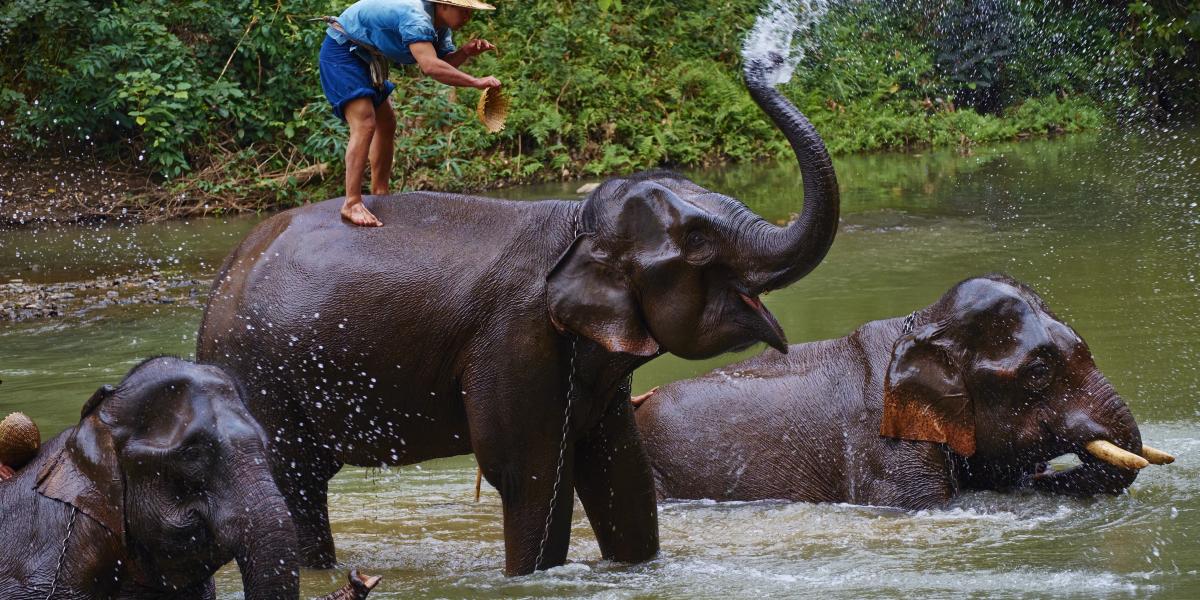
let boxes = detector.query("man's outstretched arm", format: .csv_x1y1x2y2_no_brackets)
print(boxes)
410,41,500,88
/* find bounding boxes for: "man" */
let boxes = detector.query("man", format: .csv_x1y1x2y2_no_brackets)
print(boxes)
319,0,501,227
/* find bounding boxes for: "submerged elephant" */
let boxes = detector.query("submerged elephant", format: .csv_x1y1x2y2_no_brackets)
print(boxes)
635,275,1174,508
197,55,839,575
0,357,380,599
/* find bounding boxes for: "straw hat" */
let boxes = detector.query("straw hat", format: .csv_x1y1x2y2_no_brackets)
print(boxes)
0,412,39,469
477,87,509,133
430,0,496,10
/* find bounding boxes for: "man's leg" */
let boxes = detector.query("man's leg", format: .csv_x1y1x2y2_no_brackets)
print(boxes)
369,99,396,196
341,97,383,227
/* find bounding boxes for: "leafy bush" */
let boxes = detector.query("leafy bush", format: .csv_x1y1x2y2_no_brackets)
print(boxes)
0,0,1193,213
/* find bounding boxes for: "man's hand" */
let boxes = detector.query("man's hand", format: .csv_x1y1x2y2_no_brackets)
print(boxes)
0,463,15,481
461,39,496,57
473,76,501,89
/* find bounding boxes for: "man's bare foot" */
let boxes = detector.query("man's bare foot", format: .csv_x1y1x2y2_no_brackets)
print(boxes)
0,463,15,481
341,199,383,227
630,386,659,408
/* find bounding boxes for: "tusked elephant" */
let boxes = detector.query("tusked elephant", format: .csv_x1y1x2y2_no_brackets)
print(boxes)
0,357,380,600
634,275,1175,508
196,54,839,574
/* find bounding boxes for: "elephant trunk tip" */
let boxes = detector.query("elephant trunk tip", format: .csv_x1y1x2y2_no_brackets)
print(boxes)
317,568,382,600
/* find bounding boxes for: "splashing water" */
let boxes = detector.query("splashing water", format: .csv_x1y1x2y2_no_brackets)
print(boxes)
741,0,830,85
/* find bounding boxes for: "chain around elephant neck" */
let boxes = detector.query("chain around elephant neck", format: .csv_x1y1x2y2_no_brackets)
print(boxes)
534,213,584,571
901,310,918,335
46,505,78,599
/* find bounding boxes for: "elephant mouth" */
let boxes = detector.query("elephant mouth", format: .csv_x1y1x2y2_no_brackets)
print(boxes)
738,292,788,353
1028,440,1174,482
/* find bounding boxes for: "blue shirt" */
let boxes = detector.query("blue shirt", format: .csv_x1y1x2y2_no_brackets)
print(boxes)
327,0,456,65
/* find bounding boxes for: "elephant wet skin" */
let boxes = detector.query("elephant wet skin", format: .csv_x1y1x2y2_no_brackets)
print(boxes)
0,357,381,600
635,275,1174,509
196,55,840,574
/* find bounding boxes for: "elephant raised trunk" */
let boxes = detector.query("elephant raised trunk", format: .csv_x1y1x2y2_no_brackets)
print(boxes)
741,54,840,292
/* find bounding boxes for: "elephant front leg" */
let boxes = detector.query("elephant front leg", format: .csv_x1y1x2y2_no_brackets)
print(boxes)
574,395,659,564
478,438,577,576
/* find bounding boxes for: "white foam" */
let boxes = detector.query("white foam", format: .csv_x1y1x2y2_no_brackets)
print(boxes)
742,0,830,85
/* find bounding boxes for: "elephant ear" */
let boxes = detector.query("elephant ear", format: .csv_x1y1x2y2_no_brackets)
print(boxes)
546,235,660,356
880,322,975,456
36,385,125,542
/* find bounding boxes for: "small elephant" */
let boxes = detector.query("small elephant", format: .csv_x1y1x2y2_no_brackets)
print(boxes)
0,357,380,600
635,275,1174,509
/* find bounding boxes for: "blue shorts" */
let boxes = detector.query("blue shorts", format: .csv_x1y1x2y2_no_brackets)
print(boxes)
318,34,397,122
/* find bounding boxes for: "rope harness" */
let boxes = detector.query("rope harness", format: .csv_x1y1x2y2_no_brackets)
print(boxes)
314,16,391,89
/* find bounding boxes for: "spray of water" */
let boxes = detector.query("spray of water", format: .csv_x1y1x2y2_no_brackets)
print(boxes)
741,0,830,85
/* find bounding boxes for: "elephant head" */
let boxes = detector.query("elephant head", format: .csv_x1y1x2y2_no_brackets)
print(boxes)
547,55,840,360
35,357,302,598
880,275,1171,495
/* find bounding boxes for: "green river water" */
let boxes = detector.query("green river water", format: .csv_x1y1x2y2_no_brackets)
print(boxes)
1,128,1197,598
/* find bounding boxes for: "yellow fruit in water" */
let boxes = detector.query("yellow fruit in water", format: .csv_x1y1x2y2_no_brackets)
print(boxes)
0,412,40,469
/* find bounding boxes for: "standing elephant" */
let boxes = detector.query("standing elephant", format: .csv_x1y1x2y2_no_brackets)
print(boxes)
0,357,380,600
635,275,1174,508
196,55,839,574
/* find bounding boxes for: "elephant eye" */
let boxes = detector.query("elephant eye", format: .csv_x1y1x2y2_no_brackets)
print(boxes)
684,230,714,263
1023,360,1054,391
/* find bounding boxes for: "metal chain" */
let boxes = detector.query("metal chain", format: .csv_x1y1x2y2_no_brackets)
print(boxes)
901,310,918,335
534,335,578,571
534,213,584,571
46,506,78,600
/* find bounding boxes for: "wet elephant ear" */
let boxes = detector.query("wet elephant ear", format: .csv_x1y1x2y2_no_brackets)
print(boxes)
546,236,660,356
35,384,125,543
880,321,976,457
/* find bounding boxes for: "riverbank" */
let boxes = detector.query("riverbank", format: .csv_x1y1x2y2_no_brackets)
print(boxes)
0,271,209,322
6,0,1182,228
0,111,1089,229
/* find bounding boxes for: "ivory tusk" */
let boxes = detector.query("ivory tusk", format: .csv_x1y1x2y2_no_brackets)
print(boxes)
475,467,483,502
1140,444,1175,465
1085,440,1149,470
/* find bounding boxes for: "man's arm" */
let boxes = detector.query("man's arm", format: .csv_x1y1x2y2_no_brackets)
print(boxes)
410,41,500,88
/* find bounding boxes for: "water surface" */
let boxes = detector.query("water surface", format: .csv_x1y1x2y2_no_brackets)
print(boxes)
1,128,1197,598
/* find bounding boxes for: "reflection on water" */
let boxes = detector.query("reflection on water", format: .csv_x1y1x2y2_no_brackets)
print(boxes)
1,128,1198,598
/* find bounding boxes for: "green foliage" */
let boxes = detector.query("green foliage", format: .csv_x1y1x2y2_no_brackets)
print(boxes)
1125,0,1200,110
0,0,1193,211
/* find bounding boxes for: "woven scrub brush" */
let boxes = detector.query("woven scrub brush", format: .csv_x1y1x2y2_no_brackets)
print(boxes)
476,87,509,133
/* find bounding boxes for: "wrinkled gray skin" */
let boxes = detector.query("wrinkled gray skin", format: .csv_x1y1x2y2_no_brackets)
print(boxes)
196,55,839,575
0,357,371,600
636,276,1144,508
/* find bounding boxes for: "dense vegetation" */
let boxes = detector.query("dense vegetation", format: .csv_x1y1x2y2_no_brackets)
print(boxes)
0,0,1196,214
